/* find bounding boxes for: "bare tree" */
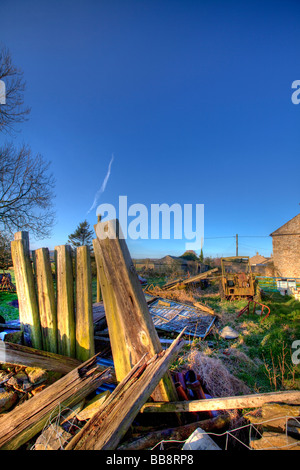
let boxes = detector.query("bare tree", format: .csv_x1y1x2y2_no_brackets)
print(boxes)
0,143,55,238
0,46,31,134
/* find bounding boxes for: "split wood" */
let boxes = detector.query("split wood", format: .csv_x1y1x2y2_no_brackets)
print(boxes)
65,330,185,450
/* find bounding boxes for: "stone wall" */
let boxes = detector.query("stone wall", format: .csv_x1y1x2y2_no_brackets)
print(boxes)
251,262,275,277
272,234,300,278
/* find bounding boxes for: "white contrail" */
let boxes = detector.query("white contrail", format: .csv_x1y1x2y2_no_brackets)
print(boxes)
87,154,114,214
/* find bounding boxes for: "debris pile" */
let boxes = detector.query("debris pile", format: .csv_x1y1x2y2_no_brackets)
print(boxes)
0,364,59,411
0,222,299,451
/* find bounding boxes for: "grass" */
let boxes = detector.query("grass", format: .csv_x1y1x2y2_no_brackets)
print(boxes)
0,269,19,321
196,291,300,392
0,291,19,321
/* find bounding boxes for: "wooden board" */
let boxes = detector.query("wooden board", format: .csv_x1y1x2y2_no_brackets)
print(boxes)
0,341,80,374
93,219,177,403
140,390,300,413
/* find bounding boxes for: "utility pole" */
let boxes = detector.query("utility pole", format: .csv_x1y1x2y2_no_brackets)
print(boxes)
236,234,238,256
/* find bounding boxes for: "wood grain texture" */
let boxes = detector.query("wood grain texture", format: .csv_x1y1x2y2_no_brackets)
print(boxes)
55,245,76,358
75,246,95,361
14,231,30,257
35,247,57,353
66,331,184,450
11,239,42,349
0,341,81,374
140,390,300,413
93,237,132,379
94,219,177,402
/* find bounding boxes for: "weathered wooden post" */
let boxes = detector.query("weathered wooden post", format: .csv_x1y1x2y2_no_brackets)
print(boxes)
96,277,102,302
54,245,76,358
11,233,42,349
96,214,102,302
75,245,95,361
35,248,57,353
93,219,178,402
14,231,30,257
93,237,133,376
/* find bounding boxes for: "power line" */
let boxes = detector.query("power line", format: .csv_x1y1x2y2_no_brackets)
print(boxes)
203,234,271,257
204,235,269,239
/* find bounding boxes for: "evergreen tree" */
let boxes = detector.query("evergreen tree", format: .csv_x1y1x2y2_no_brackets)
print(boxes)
180,250,199,261
199,248,204,263
67,220,93,250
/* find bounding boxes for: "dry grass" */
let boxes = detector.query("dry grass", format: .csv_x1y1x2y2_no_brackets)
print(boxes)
179,348,250,398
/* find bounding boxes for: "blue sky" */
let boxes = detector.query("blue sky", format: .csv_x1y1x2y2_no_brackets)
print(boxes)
1,0,300,258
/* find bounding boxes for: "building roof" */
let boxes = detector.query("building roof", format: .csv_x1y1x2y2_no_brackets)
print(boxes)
270,213,300,237
250,252,270,265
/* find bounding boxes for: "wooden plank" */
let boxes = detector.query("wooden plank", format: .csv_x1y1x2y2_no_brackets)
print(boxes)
75,246,95,361
93,219,178,402
65,330,185,450
118,413,231,450
0,355,111,450
162,268,219,291
193,301,215,315
0,341,81,374
140,390,300,414
162,276,184,290
11,239,42,349
54,245,76,358
93,237,133,379
35,248,57,353
173,268,219,289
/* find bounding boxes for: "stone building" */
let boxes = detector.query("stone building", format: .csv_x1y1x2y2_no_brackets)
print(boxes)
249,252,274,276
250,252,269,266
270,213,300,278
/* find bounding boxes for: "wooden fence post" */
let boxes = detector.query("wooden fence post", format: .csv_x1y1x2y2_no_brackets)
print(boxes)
96,214,102,302
75,246,95,361
96,276,102,302
35,248,57,353
11,238,42,349
14,231,30,257
93,219,178,402
93,237,133,377
54,245,76,358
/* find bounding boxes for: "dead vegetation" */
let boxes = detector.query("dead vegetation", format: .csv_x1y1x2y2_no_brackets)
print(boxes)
181,349,250,398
